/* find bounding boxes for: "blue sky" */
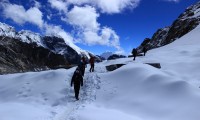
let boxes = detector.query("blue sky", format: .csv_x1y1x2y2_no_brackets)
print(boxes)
0,0,198,55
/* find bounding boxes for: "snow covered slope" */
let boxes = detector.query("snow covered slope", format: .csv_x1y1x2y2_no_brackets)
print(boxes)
1,26,200,120
0,22,16,38
16,30,43,46
0,22,43,46
75,24,200,120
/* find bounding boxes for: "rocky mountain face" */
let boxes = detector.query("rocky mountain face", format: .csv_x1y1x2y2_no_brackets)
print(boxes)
42,36,81,64
107,54,126,60
0,22,92,74
0,36,68,74
137,1,200,52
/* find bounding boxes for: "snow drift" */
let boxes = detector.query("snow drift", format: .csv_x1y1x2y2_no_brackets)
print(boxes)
1,25,200,120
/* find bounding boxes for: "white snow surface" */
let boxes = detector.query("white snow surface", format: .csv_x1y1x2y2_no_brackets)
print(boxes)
1,25,200,120
0,22,16,38
16,30,43,46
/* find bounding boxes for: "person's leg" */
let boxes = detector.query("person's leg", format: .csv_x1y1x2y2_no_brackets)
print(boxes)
74,84,80,100
92,64,94,72
90,64,92,72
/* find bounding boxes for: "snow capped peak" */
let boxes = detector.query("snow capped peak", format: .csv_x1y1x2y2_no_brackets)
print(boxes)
0,22,91,59
179,1,200,20
0,22,43,46
100,51,113,59
17,30,43,46
0,22,16,38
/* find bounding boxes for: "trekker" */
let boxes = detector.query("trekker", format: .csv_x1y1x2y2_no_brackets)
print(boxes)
89,56,95,72
71,67,83,100
79,57,87,76
132,48,137,61
143,47,147,56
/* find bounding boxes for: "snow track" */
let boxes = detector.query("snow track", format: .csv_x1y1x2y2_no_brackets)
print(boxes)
52,67,102,120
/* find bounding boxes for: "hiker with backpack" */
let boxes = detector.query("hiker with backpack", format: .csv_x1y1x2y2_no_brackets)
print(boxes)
143,46,147,56
132,48,137,61
89,56,95,72
71,67,83,100
79,57,87,77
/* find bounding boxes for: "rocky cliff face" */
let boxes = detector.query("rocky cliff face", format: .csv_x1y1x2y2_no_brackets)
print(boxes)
42,36,81,64
0,36,68,74
137,1,200,53
0,22,98,74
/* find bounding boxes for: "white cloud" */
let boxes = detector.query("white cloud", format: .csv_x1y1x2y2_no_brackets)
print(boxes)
44,23,74,45
43,23,84,52
48,0,140,14
48,0,68,12
46,0,139,53
163,0,180,2
62,0,140,14
66,5,100,31
1,1,43,28
33,0,41,8
95,0,140,14
65,5,123,52
101,27,120,48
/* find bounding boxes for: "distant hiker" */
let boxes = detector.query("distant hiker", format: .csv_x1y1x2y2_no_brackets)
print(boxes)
79,57,87,76
132,48,137,61
89,56,95,72
71,67,83,100
143,47,147,56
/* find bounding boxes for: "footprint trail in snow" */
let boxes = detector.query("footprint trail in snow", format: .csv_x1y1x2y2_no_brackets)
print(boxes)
52,66,103,120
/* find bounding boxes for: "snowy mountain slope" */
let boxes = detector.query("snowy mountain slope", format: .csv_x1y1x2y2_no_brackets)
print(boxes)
137,1,200,52
0,22,91,59
0,22,16,38
1,24,200,120
100,51,113,59
16,30,43,46
0,22,43,46
75,24,200,120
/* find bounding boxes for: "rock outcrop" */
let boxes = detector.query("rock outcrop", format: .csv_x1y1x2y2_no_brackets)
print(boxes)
137,1,200,52
0,36,68,74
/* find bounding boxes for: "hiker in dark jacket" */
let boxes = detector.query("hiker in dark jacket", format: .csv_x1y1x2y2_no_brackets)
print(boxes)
79,57,87,76
89,56,95,72
132,48,137,61
71,67,83,100
143,47,147,56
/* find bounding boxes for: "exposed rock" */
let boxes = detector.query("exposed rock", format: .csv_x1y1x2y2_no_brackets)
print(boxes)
95,55,106,62
42,36,81,64
137,1,200,52
0,36,68,74
0,22,91,65
106,64,126,71
145,63,161,69
107,54,126,60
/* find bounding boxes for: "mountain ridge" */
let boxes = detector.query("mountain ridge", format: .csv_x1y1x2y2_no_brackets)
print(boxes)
137,1,200,53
